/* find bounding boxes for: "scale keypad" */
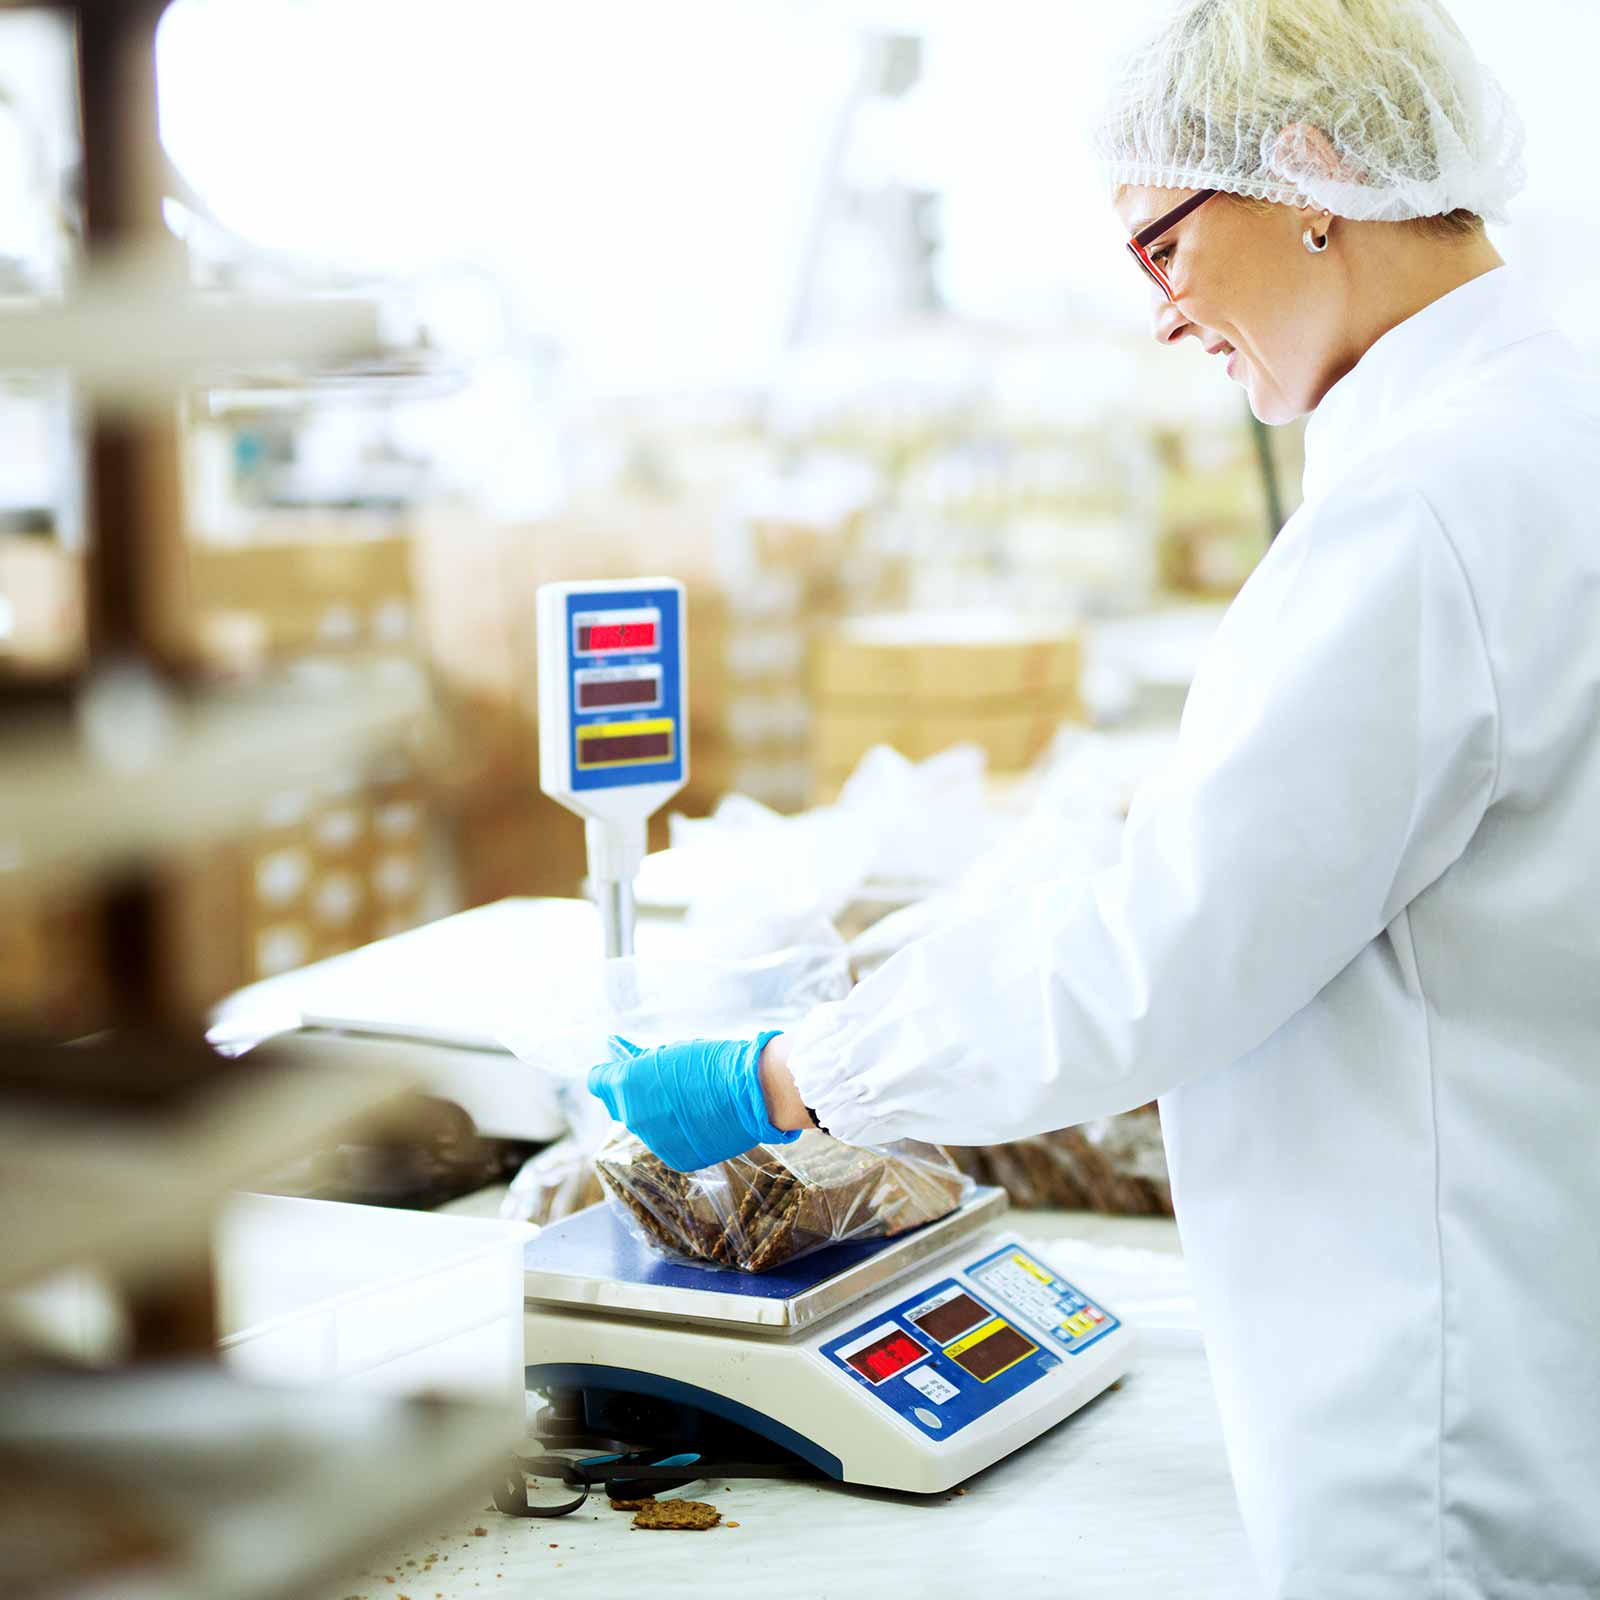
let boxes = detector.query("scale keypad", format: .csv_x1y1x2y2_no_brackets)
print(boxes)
968,1245,1118,1354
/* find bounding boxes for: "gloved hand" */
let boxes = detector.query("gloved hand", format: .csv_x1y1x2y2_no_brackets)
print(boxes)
588,1030,798,1172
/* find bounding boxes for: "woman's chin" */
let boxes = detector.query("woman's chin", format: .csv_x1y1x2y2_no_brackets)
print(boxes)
1243,377,1303,428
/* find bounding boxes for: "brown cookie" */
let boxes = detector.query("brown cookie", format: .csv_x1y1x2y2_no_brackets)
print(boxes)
631,1499,721,1531
608,1496,656,1511
596,1130,970,1274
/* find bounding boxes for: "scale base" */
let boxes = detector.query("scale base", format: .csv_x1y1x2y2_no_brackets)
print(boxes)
524,1209,1135,1495
531,1387,820,1481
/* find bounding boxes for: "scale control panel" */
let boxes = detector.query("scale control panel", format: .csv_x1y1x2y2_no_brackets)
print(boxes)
818,1242,1120,1444
537,580,688,809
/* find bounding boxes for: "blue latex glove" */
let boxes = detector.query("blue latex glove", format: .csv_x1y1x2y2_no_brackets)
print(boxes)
588,1031,798,1172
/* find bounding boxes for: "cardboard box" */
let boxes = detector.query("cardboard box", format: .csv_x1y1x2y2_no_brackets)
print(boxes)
0,890,108,1034
0,533,83,672
188,532,415,664
814,617,1081,705
450,792,589,906
814,698,1078,777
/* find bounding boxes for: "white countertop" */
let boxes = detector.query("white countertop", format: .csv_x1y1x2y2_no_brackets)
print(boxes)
315,1212,1259,1600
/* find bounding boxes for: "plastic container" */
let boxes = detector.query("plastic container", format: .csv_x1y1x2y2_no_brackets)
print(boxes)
216,1194,532,1430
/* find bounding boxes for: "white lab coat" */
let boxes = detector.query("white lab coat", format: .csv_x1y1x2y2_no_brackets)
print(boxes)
788,268,1600,1599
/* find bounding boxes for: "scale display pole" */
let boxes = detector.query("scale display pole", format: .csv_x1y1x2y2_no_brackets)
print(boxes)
536,579,689,958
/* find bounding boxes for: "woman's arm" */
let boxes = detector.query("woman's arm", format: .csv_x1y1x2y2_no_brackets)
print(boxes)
780,481,1500,1149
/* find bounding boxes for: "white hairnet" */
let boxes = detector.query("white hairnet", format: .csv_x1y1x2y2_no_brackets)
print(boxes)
1094,0,1526,223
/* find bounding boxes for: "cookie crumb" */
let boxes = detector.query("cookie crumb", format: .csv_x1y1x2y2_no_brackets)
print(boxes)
726,1521,741,1528
472,1527,488,1537
632,1499,721,1532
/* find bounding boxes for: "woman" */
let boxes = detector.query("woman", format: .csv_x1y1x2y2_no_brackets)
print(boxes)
591,2,1600,1594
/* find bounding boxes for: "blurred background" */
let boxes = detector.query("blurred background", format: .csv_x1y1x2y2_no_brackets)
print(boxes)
5,0,1596,1031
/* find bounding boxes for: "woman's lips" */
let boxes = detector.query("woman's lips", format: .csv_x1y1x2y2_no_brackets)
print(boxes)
1206,341,1240,381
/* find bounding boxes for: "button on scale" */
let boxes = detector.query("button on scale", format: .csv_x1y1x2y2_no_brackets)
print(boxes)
982,1261,1108,1344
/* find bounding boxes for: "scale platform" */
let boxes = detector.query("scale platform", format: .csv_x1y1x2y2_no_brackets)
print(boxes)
524,1184,1009,1334
524,1190,1135,1494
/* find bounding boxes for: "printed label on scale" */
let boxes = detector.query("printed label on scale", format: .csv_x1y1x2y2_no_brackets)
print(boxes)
903,1366,960,1405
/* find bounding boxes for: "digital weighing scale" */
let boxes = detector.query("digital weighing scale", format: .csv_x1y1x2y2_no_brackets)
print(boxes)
516,576,1135,1492
524,1191,1135,1494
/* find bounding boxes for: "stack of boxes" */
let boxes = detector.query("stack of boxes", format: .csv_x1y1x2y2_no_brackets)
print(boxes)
186,516,416,670
681,467,885,814
181,513,432,988
812,612,1083,796
684,576,821,815
0,513,435,1036
214,753,430,985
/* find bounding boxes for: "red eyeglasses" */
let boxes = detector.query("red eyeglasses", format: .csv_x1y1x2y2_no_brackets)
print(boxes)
1127,189,1220,301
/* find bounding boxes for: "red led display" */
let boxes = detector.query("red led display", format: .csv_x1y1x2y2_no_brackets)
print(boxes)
579,621,657,652
845,1329,928,1385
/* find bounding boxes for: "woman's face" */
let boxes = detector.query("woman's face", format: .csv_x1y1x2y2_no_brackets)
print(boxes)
1114,186,1347,425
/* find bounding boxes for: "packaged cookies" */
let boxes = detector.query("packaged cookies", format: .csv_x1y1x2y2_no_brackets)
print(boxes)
595,1129,972,1274
500,1135,606,1226
951,1107,1173,1215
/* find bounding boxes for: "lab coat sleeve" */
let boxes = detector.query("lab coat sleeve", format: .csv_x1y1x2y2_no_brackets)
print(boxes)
785,482,1501,1148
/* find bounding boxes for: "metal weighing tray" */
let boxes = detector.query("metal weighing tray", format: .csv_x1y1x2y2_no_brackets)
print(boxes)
523,1186,1008,1335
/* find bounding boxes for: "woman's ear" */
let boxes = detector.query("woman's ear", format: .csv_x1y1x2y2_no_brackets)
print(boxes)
1269,124,1364,193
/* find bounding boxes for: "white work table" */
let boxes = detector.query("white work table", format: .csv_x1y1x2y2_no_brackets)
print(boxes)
316,1212,1259,1600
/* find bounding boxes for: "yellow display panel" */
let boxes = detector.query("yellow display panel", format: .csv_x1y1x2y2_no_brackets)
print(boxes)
944,1317,1038,1383
576,718,676,770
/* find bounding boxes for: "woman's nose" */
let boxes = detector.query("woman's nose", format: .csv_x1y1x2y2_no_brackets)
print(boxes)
1152,299,1191,347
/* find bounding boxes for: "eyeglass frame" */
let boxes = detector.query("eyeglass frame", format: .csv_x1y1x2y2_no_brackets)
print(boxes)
1127,189,1220,301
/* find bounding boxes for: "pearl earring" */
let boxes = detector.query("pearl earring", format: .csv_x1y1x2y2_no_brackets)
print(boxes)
1303,226,1330,254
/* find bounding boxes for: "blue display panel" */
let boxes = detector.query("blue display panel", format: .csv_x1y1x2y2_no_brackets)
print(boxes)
965,1244,1122,1357
565,588,685,792
820,1271,1062,1443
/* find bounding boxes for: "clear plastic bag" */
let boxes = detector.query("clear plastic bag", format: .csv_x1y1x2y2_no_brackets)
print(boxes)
499,931,856,1231
500,1135,606,1227
594,1128,973,1274
952,1108,1173,1217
